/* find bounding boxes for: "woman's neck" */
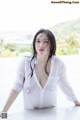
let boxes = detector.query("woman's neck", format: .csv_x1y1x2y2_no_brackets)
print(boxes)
36,55,49,64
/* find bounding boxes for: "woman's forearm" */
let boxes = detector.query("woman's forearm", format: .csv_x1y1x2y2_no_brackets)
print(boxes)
1,89,19,112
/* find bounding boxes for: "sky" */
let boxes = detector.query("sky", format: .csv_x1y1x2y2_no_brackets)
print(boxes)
0,0,80,33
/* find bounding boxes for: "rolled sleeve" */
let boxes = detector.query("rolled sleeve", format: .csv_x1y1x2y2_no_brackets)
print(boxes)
12,57,25,93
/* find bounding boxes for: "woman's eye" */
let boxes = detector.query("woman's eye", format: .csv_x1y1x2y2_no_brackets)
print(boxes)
44,41,48,44
36,40,40,43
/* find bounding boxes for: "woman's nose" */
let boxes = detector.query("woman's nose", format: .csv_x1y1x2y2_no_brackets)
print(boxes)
39,42,44,47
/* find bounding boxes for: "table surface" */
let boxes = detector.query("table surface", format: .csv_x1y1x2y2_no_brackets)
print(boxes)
3,105,80,120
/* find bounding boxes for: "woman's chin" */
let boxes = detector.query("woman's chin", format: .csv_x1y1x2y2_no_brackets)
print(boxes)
37,52,49,56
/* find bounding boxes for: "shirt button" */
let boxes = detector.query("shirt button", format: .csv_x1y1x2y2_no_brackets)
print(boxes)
26,89,29,93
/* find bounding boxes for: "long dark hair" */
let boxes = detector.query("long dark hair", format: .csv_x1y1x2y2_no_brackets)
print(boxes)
29,28,56,77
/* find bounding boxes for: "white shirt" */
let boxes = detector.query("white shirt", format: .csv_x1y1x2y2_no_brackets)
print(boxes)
13,55,77,109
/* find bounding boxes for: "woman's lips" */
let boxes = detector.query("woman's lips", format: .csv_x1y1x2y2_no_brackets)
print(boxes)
39,48,44,51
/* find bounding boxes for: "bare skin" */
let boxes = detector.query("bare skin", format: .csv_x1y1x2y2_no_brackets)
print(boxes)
35,58,51,88
1,90,19,112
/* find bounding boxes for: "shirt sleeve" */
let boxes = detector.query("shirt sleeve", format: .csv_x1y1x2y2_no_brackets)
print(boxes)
58,61,77,102
12,57,25,93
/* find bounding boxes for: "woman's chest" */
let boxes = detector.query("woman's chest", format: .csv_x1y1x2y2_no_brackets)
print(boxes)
35,70,48,88
34,64,50,88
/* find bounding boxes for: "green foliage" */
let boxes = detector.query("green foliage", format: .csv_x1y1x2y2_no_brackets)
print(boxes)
57,45,78,55
56,36,79,55
0,43,32,57
0,37,79,57
66,36,78,47
15,45,32,56
4,43,16,51
0,49,16,57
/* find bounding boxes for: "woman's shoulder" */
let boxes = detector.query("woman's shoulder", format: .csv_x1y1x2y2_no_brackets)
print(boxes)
21,55,33,63
24,55,32,60
18,55,32,66
52,55,65,66
52,55,66,72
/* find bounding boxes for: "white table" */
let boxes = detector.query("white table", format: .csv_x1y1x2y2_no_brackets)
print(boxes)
5,105,80,120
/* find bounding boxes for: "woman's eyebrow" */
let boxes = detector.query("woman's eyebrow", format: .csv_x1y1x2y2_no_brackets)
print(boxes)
44,39,49,40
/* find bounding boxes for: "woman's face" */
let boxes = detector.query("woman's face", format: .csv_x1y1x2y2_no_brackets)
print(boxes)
35,33,50,56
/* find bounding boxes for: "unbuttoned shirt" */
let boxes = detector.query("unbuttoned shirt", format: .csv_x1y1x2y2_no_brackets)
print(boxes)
13,55,77,109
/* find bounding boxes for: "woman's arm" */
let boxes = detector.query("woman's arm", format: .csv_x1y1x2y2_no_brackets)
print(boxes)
1,57,26,113
58,61,80,106
1,89,19,112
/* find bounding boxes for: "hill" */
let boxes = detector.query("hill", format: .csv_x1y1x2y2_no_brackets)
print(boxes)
49,18,80,55
49,17,80,44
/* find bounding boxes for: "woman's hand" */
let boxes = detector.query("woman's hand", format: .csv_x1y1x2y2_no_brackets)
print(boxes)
74,100,80,106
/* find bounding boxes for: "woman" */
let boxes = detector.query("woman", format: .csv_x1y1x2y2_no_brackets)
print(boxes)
1,28,80,112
